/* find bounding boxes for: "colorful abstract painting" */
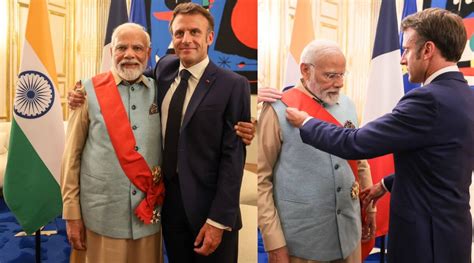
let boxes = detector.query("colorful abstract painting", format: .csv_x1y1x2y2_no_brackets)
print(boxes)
150,0,257,93
424,0,474,89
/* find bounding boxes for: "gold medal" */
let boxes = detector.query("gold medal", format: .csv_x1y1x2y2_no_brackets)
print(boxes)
149,103,158,115
351,181,359,200
343,120,355,129
151,208,161,224
151,166,162,184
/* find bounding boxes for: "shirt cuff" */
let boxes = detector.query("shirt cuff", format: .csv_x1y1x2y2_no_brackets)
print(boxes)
62,204,82,220
261,228,287,252
206,218,232,231
301,116,313,126
380,179,389,192
367,205,377,213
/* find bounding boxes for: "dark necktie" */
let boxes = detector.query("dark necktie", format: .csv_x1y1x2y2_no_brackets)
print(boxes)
163,69,191,180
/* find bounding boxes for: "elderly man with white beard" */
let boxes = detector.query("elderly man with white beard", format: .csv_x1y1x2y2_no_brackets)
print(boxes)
258,40,375,263
61,23,165,263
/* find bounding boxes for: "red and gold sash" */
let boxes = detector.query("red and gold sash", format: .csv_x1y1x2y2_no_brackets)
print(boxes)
281,88,358,180
92,71,165,224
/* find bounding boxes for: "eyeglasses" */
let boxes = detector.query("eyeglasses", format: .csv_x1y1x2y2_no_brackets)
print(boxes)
322,72,347,81
307,63,348,81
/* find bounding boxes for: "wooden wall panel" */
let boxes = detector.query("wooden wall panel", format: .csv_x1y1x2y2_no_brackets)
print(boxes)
0,1,9,120
315,0,342,44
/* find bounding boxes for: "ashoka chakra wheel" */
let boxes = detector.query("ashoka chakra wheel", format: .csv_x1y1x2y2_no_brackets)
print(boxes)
14,70,55,119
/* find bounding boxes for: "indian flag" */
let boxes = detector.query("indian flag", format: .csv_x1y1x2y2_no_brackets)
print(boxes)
3,0,65,234
283,0,315,89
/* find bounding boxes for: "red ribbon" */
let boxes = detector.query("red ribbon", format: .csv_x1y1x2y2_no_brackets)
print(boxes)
281,88,358,178
92,71,165,224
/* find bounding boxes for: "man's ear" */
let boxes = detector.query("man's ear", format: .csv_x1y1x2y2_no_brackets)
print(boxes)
207,31,214,45
300,63,311,79
423,41,435,60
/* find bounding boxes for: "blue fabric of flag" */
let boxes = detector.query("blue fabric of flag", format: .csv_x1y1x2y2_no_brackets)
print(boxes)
400,0,420,93
104,0,128,45
130,0,153,68
130,0,147,26
372,0,400,59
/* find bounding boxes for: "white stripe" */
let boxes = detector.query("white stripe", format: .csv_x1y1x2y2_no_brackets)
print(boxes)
284,54,299,88
465,75,474,86
362,50,404,125
101,43,112,73
14,40,65,183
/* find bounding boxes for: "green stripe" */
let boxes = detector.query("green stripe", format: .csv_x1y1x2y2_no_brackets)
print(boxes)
3,118,62,234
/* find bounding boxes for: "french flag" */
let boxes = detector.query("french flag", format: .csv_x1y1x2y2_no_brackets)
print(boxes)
100,0,128,73
362,0,404,247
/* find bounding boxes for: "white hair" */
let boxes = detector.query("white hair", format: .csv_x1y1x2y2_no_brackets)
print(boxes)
299,39,343,66
111,22,151,48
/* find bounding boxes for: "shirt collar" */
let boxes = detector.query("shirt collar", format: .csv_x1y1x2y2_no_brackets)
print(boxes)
110,68,152,89
179,56,210,80
423,65,459,86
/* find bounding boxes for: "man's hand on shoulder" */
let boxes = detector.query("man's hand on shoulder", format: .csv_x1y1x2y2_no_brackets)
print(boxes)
286,107,309,127
234,119,256,145
67,81,86,110
268,246,290,263
258,87,282,103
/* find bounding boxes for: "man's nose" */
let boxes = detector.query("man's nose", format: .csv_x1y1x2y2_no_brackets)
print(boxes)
400,51,407,65
124,47,135,58
182,32,192,43
334,76,344,88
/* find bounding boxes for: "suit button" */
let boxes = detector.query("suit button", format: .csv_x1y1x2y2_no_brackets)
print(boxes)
132,189,137,195
131,105,136,110
131,87,135,91
135,146,139,151
334,164,339,170
337,187,342,192
337,209,341,214
132,125,137,130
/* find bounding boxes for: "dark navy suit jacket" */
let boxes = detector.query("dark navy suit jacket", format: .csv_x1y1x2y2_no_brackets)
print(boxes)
299,72,474,263
153,55,250,233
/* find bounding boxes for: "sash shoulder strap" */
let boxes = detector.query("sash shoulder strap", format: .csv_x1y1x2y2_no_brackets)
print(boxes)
281,88,358,180
92,71,164,224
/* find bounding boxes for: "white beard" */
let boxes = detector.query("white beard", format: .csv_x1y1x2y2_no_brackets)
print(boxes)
321,91,339,106
113,59,145,82
307,78,340,106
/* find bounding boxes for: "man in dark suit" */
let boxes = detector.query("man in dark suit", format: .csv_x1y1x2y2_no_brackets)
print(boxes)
154,3,250,262
286,8,473,263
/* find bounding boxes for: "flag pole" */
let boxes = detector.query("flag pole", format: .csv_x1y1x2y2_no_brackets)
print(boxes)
35,229,41,263
380,235,385,263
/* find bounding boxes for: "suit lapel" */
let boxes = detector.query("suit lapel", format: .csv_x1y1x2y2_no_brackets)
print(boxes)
181,62,217,130
158,71,177,111
156,55,180,108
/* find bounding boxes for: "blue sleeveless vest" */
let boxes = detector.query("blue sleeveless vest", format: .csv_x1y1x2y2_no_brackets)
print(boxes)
80,76,161,239
272,94,361,260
